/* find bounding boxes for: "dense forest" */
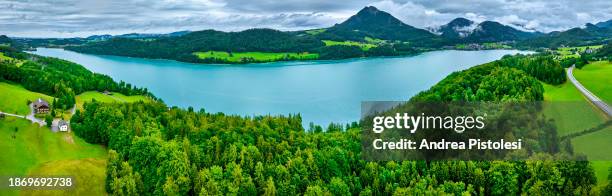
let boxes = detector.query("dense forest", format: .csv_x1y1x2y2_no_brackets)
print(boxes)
66,52,610,195
65,28,418,64
0,46,154,109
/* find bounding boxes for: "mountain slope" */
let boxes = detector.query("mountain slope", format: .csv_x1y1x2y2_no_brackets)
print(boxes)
465,21,538,42
595,19,612,28
436,18,476,39
520,23,612,48
430,18,540,43
318,6,436,41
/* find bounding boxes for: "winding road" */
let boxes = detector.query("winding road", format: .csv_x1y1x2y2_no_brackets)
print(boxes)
567,65,612,117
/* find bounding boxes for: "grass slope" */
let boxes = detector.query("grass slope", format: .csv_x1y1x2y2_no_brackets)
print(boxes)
21,158,107,196
322,40,376,51
542,82,608,136
76,91,151,110
571,126,612,185
194,51,319,63
573,61,612,104
0,116,107,195
0,82,54,115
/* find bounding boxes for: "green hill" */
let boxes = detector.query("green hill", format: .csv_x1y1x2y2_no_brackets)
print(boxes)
0,82,53,115
0,116,107,196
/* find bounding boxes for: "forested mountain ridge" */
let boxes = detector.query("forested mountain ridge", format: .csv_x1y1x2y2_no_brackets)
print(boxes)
519,23,612,48
67,29,324,63
60,6,544,63
430,18,540,42
434,17,476,39
595,19,612,28
17,6,611,63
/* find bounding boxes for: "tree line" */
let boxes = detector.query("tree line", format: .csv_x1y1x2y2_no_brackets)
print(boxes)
65,29,422,64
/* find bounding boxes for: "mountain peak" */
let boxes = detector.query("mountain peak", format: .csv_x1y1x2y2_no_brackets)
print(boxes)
330,6,434,41
339,6,405,28
448,18,474,26
357,6,381,15
436,17,476,38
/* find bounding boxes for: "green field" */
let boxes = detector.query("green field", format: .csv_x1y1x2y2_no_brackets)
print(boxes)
305,28,326,35
0,52,10,61
322,40,376,51
542,82,608,136
21,158,107,196
573,61,612,104
0,82,54,115
194,51,319,63
571,126,612,185
482,42,511,49
0,116,107,195
0,52,24,67
364,37,385,44
76,91,152,110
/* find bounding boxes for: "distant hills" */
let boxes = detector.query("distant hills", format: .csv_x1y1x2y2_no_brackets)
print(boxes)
12,6,611,63
519,23,612,48
595,19,612,28
430,18,540,43
86,31,191,41
433,17,476,39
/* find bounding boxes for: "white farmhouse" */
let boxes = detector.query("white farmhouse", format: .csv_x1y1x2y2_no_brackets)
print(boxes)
58,120,69,132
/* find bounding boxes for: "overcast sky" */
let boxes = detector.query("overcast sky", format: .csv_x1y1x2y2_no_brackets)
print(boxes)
1,0,611,38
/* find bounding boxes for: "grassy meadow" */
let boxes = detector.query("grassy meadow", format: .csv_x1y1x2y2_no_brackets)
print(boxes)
541,82,608,136
194,51,319,63
0,52,24,67
76,91,152,110
322,40,376,51
571,126,612,185
0,82,54,115
0,116,107,196
573,61,612,104
304,28,326,35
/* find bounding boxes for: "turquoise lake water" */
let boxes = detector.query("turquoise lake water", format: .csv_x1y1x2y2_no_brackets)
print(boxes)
32,48,530,127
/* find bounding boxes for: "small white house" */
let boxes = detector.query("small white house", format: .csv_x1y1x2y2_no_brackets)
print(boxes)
58,120,69,132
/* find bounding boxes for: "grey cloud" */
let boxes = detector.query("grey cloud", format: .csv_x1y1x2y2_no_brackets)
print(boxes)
0,0,611,38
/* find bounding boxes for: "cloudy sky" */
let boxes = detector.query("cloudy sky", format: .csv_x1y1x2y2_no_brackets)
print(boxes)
1,0,611,38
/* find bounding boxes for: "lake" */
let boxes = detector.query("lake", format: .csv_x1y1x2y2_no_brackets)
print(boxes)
31,48,530,127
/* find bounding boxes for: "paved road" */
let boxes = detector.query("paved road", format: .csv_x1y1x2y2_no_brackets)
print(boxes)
567,65,612,117
0,108,46,127
25,103,46,126
0,111,25,118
